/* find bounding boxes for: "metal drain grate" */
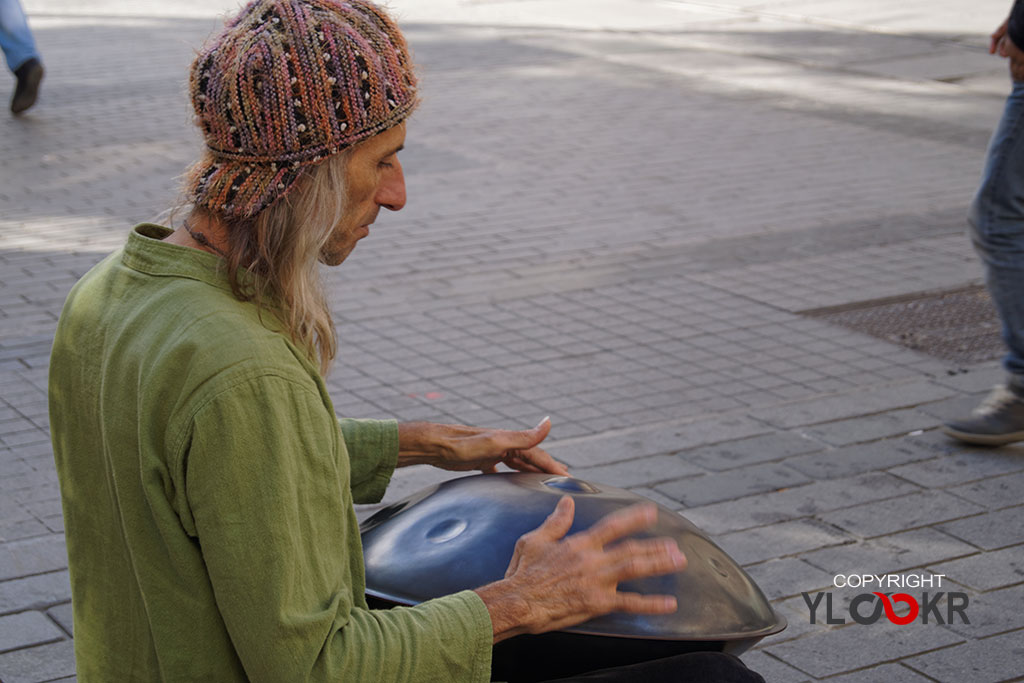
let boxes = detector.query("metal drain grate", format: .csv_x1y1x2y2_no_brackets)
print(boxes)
807,285,1005,365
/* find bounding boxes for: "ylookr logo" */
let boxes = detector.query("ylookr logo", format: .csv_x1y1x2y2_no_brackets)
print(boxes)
803,574,970,626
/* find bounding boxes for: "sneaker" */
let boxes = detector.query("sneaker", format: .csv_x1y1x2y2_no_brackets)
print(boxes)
943,384,1024,446
10,58,43,115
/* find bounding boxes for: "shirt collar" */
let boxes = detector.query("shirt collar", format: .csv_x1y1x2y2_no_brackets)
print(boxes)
121,223,238,292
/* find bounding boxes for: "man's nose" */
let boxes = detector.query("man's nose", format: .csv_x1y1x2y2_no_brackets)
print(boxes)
376,159,406,211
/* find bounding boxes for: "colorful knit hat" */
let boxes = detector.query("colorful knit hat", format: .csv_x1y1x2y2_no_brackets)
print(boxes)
186,0,418,219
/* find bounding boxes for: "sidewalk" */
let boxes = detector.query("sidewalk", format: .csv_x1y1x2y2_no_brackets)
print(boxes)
1,1,1022,681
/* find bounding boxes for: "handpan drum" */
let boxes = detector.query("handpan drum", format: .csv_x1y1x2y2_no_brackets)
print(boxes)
360,473,786,682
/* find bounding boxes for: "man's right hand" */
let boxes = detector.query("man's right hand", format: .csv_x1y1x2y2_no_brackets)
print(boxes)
991,15,1024,81
473,496,687,642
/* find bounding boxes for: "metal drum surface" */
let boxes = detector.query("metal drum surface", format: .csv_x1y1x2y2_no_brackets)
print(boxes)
360,473,786,680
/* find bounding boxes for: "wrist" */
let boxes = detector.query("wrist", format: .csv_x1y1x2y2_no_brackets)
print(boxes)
474,579,535,643
396,421,449,467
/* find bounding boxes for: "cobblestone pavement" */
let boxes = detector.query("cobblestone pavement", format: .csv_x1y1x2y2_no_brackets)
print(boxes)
2,0,1023,681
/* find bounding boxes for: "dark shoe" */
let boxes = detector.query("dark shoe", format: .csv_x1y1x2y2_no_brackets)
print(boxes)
944,384,1024,445
11,58,43,115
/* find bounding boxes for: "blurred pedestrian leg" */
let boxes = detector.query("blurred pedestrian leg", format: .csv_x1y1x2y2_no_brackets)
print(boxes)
946,69,1024,444
0,0,43,114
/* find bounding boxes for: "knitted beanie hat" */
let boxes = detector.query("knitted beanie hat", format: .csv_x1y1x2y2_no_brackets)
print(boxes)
185,0,417,219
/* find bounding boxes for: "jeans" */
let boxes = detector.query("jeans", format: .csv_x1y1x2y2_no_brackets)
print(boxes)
969,80,1024,385
0,0,39,72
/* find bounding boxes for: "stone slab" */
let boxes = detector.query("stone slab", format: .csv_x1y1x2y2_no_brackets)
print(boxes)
682,472,921,536
654,462,811,507
0,571,71,615
680,432,824,471
903,630,1024,682
0,639,76,683
0,612,62,655
748,381,957,429
928,544,1024,592
801,528,979,576
801,409,940,447
939,506,1024,551
550,416,771,468
0,536,67,583
819,490,987,539
571,454,705,489
716,520,852,566
764,621,964,678
785,438,936,480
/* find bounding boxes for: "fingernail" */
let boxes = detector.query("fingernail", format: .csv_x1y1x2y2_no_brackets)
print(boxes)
536,416,551,428
663,596,678,611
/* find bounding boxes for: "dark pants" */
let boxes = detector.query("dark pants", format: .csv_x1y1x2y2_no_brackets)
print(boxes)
543,652,764,683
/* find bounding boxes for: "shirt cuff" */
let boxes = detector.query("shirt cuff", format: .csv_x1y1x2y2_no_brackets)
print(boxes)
339,418,399,504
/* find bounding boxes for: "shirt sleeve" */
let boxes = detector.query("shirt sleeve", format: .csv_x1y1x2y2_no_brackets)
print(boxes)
339,417,398,504
184,373,493,682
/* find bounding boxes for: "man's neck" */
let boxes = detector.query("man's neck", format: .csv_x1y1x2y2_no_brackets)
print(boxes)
165,212,230,257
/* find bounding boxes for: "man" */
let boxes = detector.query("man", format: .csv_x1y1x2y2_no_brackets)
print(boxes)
0,0,43,114
49,1,763,680
945,0,1024,445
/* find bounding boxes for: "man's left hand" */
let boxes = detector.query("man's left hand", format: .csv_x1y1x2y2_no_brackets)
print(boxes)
397,417,569,475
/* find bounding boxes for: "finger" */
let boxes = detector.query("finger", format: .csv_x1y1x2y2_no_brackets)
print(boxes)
614,591,678,615
503,453,545,473
485,417,552,455
481,464,498,474
580,502,658,548
532,495,575,542
506,447,569,476
608,539,687,582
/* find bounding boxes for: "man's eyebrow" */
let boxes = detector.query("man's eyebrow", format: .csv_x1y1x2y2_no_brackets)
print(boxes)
384,144,404,157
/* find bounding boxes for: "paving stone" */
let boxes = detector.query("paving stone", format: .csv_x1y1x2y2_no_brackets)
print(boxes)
737,650,811,683
948,471,1024,510
785,438,935,480
819,490,987,539
801,528,979,576
682,472,921,535
625,486,681,511
884,450,1024,489
717,520,852,566
914,393,996,423
939,506,1024,551
0,536,67,582
679,431,824,471
570,454,705,489
0,639,76,683
761,594,837,645
930,365,1005,394
819,662,938,682
802,409,940,447
941,585,1024,639
46,603,72,637
747,381,957,429
928,545,1024,592
743,558,836,601
653,462,811,507
0,612,63,654
0,571,71,615
763,620,965,678
903,630,1024,682
549,416,771,468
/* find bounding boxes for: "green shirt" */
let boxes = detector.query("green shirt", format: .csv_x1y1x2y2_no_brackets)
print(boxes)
48,224,493,682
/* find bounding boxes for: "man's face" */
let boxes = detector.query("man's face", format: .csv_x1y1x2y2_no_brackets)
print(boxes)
321,122,407,266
